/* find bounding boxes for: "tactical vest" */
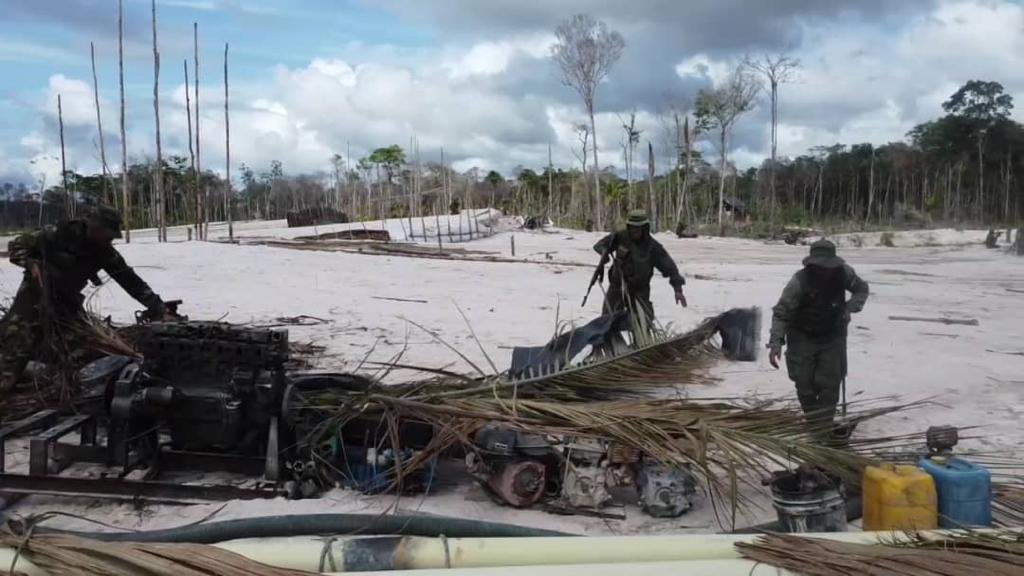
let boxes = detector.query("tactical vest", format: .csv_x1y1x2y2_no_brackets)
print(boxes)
792,267,847,336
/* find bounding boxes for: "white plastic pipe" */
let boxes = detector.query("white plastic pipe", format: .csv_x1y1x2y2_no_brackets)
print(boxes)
214,532,884,572
328,559,794,576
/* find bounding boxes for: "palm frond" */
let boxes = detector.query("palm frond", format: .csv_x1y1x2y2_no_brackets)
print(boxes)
737,531,1024,576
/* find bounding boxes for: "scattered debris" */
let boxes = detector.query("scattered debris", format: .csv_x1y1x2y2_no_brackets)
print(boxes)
293,228,389,241
1006,288,1024,294
372,296,429,304
921,333,960,339
889,315,979,326
273,315,329,326
286,207,349,228
986,349,1024,357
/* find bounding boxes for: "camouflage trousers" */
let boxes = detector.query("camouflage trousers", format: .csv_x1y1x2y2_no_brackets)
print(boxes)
603,282,655,320
0,279,87,390
0,280,43,389
784,330,847,430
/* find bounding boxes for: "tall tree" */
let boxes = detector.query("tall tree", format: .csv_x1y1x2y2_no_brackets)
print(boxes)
151,0,165,242
57,94,70,217
224,42,233,240
744,54,799,233
552,13,624,230
118,0,130,241
695,66,761,234
90,42,111,206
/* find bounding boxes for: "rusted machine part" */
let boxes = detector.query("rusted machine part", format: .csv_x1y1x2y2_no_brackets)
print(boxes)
485,461,546,508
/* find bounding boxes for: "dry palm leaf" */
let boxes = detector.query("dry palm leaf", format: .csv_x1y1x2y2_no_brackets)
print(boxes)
0,530,315,576
736,531,1024,576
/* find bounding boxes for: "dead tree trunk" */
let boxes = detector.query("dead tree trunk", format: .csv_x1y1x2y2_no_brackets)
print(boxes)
224,42,233,241
647,141,656,231
184,60,196,236
151,0,165,242
90,42,112,207
58,94,70,217
194,22,204,239
118,0,130,242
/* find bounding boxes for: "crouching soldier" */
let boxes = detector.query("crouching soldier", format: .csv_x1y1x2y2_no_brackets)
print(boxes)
0,207,170,391
768,239,869,436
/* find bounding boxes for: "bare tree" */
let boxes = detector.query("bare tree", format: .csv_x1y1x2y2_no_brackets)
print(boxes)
90,42,112,206
57,94,70,217
647,141,656,229
194,22,203,239
224,42,233,241
695,65,761,234
744,54,799,232
184,60,196,233
118,0,130,242
552,13,624,230
618,110,641,207
151,0,165,242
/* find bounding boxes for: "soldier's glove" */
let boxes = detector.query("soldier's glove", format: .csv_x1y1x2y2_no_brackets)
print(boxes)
674,287,687,308
768,343,782,370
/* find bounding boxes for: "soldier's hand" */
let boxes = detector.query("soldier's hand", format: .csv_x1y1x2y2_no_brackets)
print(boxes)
30,263,44,287
675,288,687,307
769,346,782,369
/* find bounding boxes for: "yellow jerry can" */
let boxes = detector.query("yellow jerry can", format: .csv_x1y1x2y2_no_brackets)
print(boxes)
863,464,938,531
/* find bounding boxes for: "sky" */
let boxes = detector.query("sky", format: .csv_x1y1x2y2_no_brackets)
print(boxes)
1,0,1023,188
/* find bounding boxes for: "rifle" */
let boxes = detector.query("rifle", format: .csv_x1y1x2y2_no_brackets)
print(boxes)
581,237,617,308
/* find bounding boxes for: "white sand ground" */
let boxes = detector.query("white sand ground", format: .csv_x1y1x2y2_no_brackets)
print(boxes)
0,218,1021,535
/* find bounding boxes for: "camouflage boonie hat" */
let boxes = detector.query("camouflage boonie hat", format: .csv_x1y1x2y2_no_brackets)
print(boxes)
626,209,650,227
88,206,124,239
803,239,845,268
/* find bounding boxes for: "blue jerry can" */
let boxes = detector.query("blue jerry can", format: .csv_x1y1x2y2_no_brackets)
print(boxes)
919,456,992,528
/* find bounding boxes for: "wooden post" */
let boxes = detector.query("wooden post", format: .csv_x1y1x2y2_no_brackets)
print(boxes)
118,0,130,242
435,211,443,254
224,42,233,241
57,94,70,218
187,227,192,241
90,42,111,207
1017,228,1023,256
151,0,165,242
511,234,515,256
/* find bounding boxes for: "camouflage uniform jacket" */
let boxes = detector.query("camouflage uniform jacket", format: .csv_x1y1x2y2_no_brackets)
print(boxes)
8,220,164,312
769,264,869,349
593,230,685,292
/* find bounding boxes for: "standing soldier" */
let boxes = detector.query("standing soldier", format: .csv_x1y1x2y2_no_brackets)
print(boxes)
768,239,869,437
0,207,170,391
592,210,687,320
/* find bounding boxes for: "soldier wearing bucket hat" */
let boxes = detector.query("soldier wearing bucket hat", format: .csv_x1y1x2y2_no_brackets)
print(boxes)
0,206,169,391
768,239,869,435
591,209,687,320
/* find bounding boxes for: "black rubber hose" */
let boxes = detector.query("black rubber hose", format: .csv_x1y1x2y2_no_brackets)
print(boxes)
36,513,571,543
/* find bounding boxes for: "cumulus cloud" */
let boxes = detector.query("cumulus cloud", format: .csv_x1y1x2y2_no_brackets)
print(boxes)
3,0,1023,187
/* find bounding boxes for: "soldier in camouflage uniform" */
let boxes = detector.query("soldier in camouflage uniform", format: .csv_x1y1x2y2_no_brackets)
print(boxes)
593,210,687,319
0,207,168,391
769,239,869,432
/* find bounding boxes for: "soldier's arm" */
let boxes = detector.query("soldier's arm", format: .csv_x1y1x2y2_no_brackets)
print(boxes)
769,274,804,349
845,265,869,313
7,231,43,268
101,249,165,312
593,232,617,255
652,243,685,289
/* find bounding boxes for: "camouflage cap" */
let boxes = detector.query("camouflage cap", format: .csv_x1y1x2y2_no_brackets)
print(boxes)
626,209,650,227
87,206,124,238
803,238,845,268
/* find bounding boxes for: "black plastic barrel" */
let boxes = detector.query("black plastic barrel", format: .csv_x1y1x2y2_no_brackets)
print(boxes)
770,470,847,533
